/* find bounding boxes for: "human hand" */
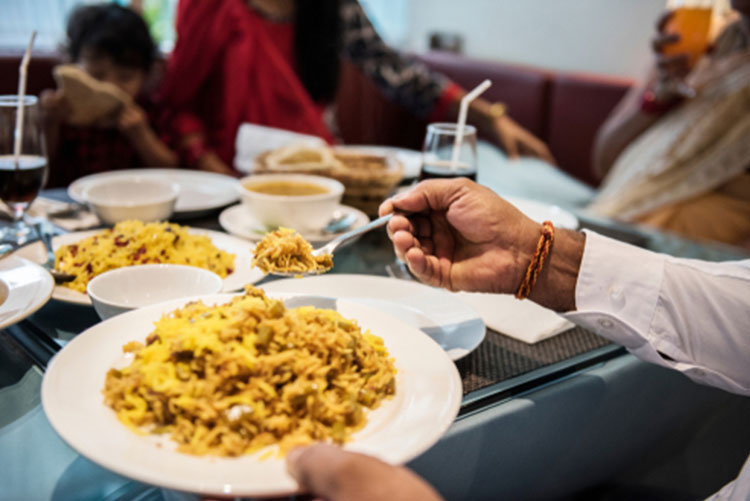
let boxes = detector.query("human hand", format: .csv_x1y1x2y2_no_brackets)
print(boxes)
651,11,693,101
492,114,556,164
39,89,70,124
118,103,150,138
286,444,442,501
379,179,540,294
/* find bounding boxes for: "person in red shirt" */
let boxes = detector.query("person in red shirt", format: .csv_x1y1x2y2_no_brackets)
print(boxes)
41,4,177,187
158,0,554,175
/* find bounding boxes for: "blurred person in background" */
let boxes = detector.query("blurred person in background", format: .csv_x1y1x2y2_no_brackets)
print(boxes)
41,3,177,187
156,0,553,175
590,0,750,247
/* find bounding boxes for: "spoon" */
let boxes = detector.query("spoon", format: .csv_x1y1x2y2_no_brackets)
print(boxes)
33,222,76,284
268,213,393,277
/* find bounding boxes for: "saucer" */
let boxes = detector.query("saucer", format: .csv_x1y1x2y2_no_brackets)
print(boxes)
219,204,370,244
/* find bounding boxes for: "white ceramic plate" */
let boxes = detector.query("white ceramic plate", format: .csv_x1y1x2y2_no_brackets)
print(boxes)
68,169,240,216
262,275,485,360
504,196,579,230
0,256,54,329
41,292,462,497
341,145,422,179
12,229,264,306
219,203,370,244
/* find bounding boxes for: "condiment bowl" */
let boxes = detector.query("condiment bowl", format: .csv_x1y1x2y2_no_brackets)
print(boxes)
238,173,344,232
87,264,223,320
83,177,179,224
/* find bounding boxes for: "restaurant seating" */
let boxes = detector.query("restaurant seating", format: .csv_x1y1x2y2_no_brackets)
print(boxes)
0,49,631,187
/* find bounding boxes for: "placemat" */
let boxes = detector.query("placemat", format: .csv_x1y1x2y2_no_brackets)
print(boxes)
456,326,611,394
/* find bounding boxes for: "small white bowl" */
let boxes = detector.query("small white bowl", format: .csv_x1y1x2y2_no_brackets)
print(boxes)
238,173,344,232
87,264,223,320
83,177,180,224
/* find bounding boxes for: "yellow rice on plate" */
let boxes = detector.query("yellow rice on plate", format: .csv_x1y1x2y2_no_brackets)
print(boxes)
252,227,332,275
103,286,396,457
55,221,235,293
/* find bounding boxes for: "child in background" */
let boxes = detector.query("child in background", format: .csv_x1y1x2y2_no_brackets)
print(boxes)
41,4,176,187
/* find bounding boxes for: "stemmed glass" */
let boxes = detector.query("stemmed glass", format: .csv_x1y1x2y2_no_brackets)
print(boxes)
0,95,48,245
418,123,478,181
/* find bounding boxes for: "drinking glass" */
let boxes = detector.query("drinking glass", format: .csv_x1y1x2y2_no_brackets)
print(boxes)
664,0,715,68
418,123,478,181
0,95,48,245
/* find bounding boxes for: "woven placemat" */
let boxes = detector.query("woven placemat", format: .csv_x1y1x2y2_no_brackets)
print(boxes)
456,326,611,394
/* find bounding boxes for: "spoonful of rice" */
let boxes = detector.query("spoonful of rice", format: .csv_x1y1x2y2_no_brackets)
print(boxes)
252,213,393,277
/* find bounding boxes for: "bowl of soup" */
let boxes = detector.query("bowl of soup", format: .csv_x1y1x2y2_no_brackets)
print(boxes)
238,173,344,231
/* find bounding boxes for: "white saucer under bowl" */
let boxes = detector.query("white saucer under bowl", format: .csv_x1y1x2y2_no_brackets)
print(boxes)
219,203,369,244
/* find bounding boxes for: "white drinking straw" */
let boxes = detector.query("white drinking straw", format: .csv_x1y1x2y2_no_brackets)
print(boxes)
450,79,491,172
14,31,37,168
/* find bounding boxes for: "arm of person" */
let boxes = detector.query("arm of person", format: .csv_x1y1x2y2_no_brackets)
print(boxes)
39,89,68,161
381,179,750,396
592,12,690,180
119,104,178,167
339,0,553,162
564,230,750,396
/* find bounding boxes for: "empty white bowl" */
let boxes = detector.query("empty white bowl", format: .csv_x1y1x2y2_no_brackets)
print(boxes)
238,173,344,232
87,264,223,320
83,177,180,224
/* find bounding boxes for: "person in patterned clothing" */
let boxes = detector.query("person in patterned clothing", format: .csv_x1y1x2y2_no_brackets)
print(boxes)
157,0,554,175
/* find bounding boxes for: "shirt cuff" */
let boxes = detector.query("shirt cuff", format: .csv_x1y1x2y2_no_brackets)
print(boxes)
563,230,665,350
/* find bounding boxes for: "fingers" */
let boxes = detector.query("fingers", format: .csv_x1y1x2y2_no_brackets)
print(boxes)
379,178,473,217
499,123,520,159
287,444,442,501
656,52,691,80
651,32,680,53
656,10,675,32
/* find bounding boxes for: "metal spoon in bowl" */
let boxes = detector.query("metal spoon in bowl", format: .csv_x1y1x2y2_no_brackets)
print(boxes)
267,213,393,277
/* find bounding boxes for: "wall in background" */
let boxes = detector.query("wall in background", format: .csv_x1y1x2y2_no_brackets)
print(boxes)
382,0,669,79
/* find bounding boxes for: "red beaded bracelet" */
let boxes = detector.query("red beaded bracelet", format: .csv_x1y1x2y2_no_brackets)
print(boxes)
515,221,555,300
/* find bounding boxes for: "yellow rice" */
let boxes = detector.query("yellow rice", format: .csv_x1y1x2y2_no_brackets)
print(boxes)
102,286,396,457
252,227,332,275
55,221,235,293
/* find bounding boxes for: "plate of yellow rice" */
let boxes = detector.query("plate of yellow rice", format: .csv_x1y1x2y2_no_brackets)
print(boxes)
13,221,264,305
41,287,462,497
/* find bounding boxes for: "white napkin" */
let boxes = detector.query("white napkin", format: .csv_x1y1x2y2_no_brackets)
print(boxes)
233,123,326,173
455,291,573,344
27,197,100,231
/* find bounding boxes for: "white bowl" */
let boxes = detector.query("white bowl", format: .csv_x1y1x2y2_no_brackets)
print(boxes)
238,173,344,232
87,264,223,320
83,177,179,224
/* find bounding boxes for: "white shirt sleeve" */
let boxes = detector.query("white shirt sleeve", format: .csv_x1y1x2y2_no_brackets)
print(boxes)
563,230,750,396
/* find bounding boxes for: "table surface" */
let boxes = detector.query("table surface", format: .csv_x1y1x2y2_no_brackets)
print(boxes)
2,144,748,499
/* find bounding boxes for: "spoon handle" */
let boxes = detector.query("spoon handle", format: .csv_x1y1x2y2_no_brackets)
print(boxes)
320,213,393,255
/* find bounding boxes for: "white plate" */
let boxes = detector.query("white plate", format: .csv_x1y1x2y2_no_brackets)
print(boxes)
504,196,579,230
341,145,422,179
262,275,485,360
68,169,240,216
41,292,462,497
0,256,54,329
219,203,370,244
12,229,264,306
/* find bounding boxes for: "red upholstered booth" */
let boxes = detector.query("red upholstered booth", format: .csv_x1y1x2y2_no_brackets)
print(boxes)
0,49,632,187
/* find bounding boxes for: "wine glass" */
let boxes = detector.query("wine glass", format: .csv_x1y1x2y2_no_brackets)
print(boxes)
418,123,478,181
0,95,48,245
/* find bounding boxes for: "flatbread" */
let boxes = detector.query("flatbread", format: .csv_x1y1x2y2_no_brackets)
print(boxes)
53,64,131,126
